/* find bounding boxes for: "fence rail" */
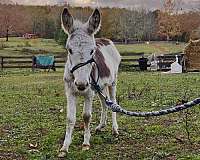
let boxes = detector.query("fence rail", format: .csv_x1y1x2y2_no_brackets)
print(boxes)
0,53,144,70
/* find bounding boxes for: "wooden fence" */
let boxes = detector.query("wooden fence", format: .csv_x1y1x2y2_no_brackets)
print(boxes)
0,52,145,70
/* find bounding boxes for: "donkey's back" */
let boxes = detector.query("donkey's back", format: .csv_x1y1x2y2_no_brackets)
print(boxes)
94,38,121,84
96,38,121,66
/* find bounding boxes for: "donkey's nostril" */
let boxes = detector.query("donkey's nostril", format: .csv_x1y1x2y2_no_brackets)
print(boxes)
74,81,88,91
77,85,86,91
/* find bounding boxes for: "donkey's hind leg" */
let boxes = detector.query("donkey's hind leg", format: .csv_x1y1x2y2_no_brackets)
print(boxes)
108,83,119,135
95,88,108,132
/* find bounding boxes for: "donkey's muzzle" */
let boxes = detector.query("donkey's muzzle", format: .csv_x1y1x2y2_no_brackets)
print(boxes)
75,81,89,91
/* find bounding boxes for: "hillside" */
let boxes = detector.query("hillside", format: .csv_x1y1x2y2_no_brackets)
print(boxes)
0,0,14,4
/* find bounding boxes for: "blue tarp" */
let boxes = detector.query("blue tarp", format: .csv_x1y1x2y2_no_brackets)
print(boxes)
35,55,54,67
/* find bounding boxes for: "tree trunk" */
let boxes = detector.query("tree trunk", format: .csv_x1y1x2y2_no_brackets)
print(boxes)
125,38,128,44
6,29,9,42
166,35,170,41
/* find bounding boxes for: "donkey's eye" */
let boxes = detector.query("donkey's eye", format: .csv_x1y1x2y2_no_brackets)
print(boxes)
90,50,94,55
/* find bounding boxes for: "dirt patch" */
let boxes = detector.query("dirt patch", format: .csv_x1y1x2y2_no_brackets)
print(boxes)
0,124,13,135
0,151,26,160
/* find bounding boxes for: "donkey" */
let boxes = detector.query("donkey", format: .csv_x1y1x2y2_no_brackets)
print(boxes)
59,8,121,157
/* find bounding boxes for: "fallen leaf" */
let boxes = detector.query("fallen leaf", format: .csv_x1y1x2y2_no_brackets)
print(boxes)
29,143,38,149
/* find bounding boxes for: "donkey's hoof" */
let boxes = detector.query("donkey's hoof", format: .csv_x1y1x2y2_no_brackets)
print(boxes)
112,129,119,136
95,127,101,133
82,144,90,151
95,124,105,133
58,151,67,158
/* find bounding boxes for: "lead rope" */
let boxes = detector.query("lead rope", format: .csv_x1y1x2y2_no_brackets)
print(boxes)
105,98,200,117
90,66,200,117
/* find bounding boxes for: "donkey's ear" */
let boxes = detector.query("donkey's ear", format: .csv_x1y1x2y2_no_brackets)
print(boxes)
61,8,74,34
87,8,101,35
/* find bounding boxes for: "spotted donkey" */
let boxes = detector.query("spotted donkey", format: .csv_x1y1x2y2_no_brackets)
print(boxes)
59,8,121,157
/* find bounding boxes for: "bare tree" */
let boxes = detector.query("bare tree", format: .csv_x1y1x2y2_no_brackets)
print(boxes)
4,15,11,41
0,5,28,41
144,11,157,41
0,7,13,41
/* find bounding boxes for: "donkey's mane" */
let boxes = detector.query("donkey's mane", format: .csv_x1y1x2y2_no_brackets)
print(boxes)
73,20,84,28
72,19,101,35
72,20,88,33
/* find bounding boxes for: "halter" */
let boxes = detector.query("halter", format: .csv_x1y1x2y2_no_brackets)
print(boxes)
70,57,102,94
70,58,95,74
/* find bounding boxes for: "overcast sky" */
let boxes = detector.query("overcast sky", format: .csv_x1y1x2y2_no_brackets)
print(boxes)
12,0,200,11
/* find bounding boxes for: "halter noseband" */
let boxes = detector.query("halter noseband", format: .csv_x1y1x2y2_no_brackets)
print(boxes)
70,57,102,93
70,58,95,74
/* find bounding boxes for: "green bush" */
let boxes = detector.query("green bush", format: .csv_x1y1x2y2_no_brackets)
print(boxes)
54,29,67,46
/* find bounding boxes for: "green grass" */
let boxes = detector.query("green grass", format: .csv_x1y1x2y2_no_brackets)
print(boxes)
0,38,193,159
1,70,200,159
116,42,185,56
0,37,186,57
0,37,65,56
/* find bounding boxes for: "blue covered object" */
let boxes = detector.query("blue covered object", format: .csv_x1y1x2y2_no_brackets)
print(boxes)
35,55,54,67
32,55,56,71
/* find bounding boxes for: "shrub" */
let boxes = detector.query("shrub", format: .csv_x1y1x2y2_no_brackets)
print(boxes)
54,29,67,46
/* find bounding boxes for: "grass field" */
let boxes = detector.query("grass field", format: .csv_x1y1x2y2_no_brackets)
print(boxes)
1,70,200,159
0,37,185,57
116,42,185,56
0,38,65,56
0,37,197,159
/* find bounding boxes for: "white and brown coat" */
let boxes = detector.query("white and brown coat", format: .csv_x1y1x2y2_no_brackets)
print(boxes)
59,8,121,157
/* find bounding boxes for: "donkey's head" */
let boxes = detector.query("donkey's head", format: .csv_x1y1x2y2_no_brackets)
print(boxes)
61,8,101,91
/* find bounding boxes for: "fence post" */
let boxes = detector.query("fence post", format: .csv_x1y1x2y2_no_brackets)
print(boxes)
0,57,3,71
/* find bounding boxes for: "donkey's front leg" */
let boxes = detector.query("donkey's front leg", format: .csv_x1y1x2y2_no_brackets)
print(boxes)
59,92,76,157
82,93,93,150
